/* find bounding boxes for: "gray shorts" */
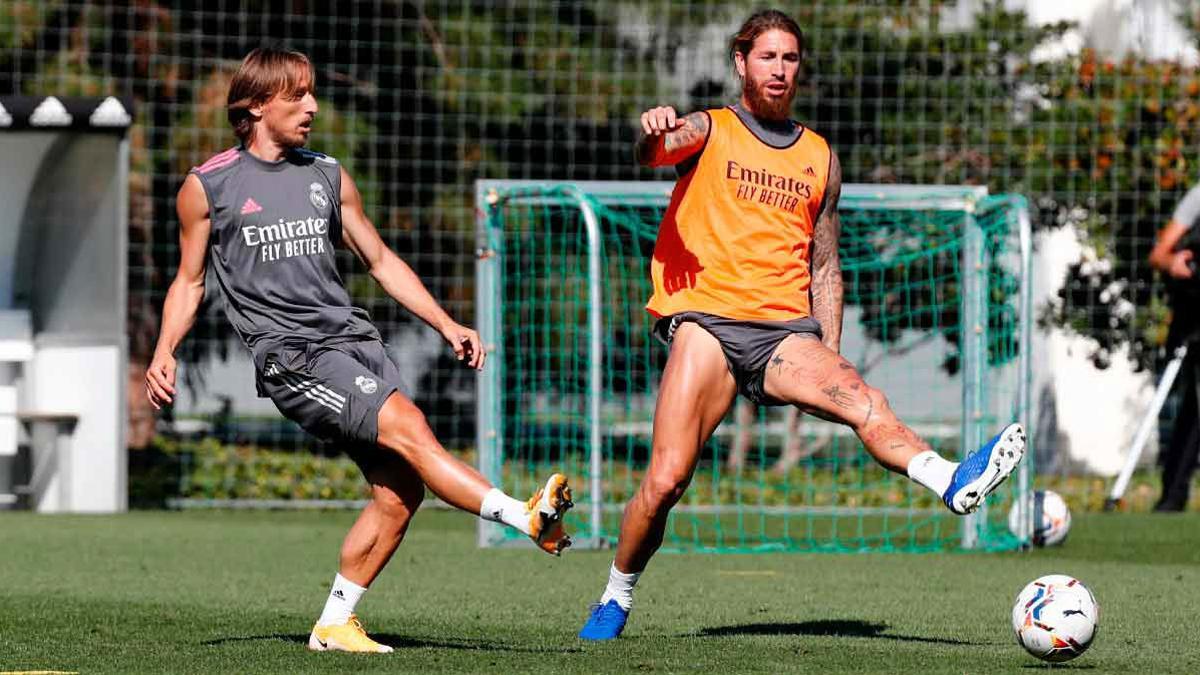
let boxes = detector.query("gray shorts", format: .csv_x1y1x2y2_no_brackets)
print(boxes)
255,338,401,463
653,312,823,406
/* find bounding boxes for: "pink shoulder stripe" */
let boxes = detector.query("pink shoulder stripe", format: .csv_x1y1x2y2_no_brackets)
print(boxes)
194,147,240,174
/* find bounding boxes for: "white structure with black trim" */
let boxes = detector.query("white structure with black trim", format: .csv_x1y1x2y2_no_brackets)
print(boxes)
0,95,133,512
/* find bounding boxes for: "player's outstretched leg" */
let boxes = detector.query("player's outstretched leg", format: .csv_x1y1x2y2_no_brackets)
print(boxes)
580,323,737,640
309,455,423,653
761,334,1024,515
375,392,573,554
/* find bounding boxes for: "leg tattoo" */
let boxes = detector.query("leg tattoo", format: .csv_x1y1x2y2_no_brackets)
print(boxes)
822,384,855,410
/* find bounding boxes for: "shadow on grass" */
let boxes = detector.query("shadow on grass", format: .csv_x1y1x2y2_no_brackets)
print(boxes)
1020,663,1096,670
202,633,582,654
694,619,975,645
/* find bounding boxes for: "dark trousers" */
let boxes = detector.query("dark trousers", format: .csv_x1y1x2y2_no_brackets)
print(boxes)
1159,350,1200,510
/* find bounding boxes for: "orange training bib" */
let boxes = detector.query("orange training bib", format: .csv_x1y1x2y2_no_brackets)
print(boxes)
646,107,831,321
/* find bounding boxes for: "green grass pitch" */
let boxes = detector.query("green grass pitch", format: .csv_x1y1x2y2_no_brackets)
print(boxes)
2,508,1199,674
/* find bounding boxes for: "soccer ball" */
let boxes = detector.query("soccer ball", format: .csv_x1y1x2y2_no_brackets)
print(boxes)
1011,574,1099,662
1007,490,1071,547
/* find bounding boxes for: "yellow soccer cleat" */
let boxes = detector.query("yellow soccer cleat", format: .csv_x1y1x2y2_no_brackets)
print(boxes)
308,615,394,653
527,473,574,555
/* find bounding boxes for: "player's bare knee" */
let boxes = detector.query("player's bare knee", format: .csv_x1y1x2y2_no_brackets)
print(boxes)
641,468,691,513
860,385,894,427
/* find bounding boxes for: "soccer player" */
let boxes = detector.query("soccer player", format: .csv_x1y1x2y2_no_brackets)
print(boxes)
144,47,572,653
578,9,1026,640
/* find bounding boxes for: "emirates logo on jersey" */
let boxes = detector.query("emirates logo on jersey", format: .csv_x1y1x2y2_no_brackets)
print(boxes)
725,160,812,214
309,182,329,210
241,216,329,262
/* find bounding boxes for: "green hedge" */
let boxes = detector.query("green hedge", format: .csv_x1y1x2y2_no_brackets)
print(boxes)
128,436,1193,513
130,437,368,506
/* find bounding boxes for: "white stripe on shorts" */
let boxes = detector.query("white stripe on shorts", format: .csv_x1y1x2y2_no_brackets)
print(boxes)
280,373,344,413
312,380,346,403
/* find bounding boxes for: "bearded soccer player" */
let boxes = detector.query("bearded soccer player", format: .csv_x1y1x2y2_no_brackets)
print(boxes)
579,10,1026,640
144,47,572,653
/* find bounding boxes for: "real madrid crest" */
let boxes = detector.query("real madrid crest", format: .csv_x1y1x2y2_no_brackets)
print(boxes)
355,375,378,394
309,181,329,210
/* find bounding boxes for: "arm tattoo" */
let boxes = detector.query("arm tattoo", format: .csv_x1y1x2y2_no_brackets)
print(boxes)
635,111,710,167
810,151,844,353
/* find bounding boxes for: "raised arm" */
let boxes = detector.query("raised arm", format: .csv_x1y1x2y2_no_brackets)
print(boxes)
810,151,844,353
338,166,484,369
635,107,710,167
146,174,211,408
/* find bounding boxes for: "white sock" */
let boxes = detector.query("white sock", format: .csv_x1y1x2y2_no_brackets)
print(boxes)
480,488,532,536
317,573,368,627
906,450,958,497
598,563,640,611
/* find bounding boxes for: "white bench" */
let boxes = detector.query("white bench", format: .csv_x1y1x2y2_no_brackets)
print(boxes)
3,412,79,509
0,311,78,509
0,310,33,503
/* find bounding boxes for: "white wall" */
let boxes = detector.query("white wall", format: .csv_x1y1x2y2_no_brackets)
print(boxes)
29,345,124,511
1031,226,1158,476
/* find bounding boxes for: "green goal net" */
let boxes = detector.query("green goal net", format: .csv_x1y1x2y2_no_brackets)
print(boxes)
475,180,1033,553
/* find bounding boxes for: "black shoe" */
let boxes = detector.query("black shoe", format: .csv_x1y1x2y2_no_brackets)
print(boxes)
1152,499,1186,513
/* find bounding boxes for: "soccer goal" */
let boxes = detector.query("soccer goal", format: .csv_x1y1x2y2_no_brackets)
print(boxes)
475,180,1033,553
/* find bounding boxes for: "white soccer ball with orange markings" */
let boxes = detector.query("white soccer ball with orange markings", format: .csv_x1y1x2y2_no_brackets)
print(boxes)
1011,574,1099,662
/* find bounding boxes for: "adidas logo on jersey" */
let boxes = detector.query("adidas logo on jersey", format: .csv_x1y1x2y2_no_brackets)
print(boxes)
241,198,264,215
803,166,817,177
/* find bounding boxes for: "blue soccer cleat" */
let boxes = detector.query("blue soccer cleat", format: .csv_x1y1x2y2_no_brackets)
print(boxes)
579,599,629,641
943,422,1026,515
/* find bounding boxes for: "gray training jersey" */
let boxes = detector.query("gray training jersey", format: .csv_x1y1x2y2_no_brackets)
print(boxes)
190,146,379,364
1173,183,1200,230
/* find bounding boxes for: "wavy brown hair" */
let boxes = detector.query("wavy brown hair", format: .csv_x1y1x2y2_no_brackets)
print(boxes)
226,46,314,144
729,9,805,64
